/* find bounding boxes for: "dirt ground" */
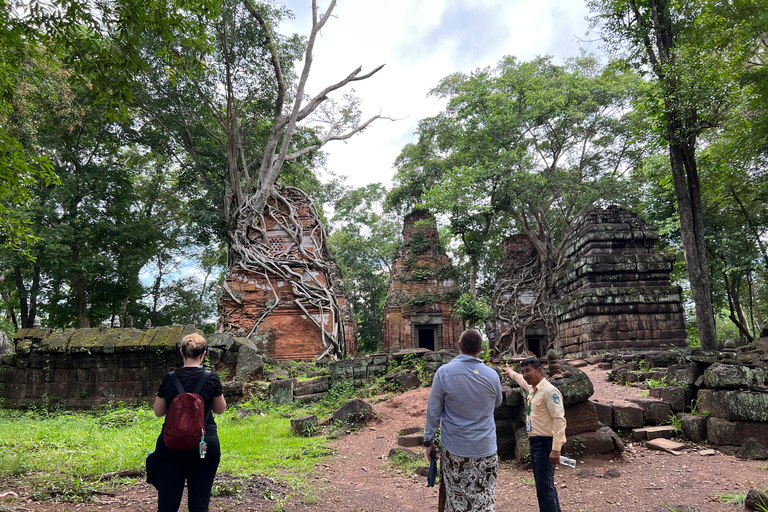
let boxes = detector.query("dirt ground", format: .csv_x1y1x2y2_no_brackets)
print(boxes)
2,364,768,512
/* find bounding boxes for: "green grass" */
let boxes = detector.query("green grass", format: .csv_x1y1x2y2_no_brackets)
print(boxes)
0,403,336,503
716,492,746,507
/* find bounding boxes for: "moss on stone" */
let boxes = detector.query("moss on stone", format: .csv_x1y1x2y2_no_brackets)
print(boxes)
69,328,102,353
40,329,76,353
114,328,151,351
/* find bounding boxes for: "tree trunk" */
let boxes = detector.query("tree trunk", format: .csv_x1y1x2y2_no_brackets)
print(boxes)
70,244,90,328
666,117,717,350
0,291,17,330
28,265,40,328
13,266,29,328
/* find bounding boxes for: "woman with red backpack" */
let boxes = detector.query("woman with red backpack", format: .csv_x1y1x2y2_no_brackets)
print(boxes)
148,333,226,512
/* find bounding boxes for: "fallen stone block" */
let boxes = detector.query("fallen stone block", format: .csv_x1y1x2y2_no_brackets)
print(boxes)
697,389,768,422
707,417,768,447
646,438,686,452
628,398,672,424
648,386,685,412
736,438,768,460
290,415,318,436
294,376,329,396
397,433,424,448
268,378,295,405
565,401,601,436
562,426,622,456
613,403,644,429
294,391,329,403
680,414,708,443
591,399,613,427
631,425,678,441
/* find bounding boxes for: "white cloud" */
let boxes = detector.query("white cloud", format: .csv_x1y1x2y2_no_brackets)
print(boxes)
279,0,593,189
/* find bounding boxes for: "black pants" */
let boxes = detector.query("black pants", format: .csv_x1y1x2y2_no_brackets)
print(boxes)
529,436,561,512
151,434,221,512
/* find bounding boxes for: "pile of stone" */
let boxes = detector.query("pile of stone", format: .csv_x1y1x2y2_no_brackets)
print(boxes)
601,345,768,458
498,362,625,462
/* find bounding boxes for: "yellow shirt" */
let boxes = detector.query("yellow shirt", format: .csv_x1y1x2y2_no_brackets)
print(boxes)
510,371,567,451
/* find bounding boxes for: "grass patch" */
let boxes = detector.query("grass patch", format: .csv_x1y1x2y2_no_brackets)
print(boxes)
716,492,746,507
0,404,335,503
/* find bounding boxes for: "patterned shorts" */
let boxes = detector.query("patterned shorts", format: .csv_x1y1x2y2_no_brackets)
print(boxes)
439,450,498,512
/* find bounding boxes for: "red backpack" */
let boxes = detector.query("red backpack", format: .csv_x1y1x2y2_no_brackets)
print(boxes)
163,370,211,450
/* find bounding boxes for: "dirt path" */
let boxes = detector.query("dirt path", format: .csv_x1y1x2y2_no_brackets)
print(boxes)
3,365,767,511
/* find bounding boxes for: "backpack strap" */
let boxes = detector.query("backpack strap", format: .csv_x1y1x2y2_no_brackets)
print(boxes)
193,370,212,395
169,371,185,395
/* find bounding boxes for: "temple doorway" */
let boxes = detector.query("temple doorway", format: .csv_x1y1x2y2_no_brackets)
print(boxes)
526,336,546,357
417,326,437,351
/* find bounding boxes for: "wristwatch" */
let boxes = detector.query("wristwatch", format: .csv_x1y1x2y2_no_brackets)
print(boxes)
423,439,433,447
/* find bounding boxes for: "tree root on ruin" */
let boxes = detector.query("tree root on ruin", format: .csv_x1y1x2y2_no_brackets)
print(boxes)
491,255,559,359
221,185,347,360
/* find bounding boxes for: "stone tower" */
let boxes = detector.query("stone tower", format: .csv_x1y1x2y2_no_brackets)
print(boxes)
555,206,687,354
383,210,463,352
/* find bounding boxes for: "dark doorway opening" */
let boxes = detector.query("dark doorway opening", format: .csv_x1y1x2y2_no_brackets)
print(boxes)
526,337,546,357
418,327,436,351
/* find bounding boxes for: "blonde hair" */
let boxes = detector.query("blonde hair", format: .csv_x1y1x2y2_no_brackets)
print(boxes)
181,333,207,358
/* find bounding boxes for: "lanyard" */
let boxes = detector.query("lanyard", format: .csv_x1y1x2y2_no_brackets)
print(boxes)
527,388,538,417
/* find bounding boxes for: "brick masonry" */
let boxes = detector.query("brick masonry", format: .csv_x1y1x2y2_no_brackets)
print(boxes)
218,187,356,361
383,210,463,352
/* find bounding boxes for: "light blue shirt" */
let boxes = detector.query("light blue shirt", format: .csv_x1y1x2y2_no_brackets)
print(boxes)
424,354,504,458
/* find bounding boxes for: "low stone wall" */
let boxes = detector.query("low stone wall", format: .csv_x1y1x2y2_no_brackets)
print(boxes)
327,349,457,387
604,344,768,453
0,327,262,408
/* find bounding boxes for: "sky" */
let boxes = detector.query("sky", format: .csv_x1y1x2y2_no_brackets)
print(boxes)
279,0,596,189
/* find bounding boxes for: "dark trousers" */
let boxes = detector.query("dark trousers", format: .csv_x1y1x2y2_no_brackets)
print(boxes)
151,435,221,512
529,436,561,512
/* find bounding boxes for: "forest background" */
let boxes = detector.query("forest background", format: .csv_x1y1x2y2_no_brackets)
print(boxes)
1,0,767,355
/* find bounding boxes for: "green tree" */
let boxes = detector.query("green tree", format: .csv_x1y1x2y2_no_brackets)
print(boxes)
327,184,400,353
586,0,761,350
390,56,645,353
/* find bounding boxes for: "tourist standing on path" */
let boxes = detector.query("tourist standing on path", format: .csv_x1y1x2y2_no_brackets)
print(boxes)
424,329,504,512
150,333,226,512
504,357,566,512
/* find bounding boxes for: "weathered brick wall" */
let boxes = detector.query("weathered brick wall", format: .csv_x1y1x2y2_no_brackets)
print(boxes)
0,325,249,408
555,206,687,354
219,187,356,361
383,210,463,352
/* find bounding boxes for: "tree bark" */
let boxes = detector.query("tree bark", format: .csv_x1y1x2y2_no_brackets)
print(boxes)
70,244,90,328
640,0,718,350
13,266,29,328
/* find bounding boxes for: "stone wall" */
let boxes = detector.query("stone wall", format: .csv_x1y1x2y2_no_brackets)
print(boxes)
0,327,259,408
383,210,463,352
604,344,768,452
555,206,688,354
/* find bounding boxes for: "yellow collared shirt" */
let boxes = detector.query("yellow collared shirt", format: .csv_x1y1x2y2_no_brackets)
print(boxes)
510,371,567,451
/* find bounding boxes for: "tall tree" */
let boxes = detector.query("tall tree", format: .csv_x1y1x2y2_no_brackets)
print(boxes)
327,184,400,353
586,0,755,350
389,56,645,352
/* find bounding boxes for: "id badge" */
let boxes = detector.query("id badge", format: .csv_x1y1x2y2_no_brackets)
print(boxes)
526,419,532,432
199,440,208,459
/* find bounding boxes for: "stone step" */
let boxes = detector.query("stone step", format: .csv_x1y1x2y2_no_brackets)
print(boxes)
631,425,678,441
646,438,686,452
397,433,424,447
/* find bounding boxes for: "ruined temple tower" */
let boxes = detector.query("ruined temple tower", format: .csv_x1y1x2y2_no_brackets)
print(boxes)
383,210,463,352
486,234,553,357
217,186,356,361
555,206,688,354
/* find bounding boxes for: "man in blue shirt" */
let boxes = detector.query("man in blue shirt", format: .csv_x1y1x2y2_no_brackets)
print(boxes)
424,329,504,512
